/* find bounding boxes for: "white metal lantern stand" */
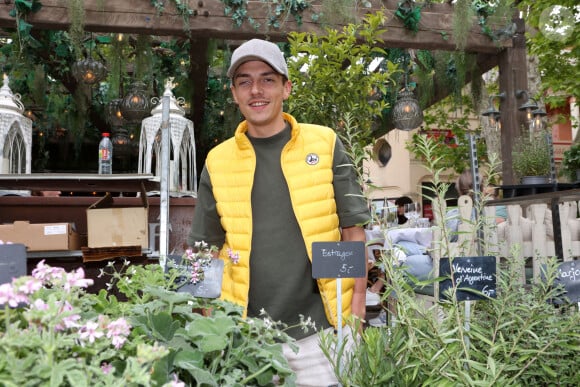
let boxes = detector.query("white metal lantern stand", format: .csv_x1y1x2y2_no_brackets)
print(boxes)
139,81,197,195
0,75,32,174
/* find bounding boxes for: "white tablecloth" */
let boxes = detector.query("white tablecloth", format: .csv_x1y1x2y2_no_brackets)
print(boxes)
385,227,433,249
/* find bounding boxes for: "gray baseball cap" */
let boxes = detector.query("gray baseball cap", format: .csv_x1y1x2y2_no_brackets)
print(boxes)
227,39,288,79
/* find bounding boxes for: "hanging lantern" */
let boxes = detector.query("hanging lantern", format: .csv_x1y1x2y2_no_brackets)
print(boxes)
0,74,32,174
391,89,423,131
71,58,108,85
120,81,150,123
112,127,131,146
106,98,125,127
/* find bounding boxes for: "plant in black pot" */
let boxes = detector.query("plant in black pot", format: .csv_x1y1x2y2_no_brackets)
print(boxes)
511,130,551,184
560,142,580,182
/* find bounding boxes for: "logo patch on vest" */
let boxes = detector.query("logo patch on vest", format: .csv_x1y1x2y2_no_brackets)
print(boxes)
306,153,319,165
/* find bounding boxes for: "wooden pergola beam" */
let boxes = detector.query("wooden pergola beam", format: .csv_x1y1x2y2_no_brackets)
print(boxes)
0,0,510,54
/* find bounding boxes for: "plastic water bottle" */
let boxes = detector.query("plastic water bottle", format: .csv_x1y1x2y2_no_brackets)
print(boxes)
98,132,113,174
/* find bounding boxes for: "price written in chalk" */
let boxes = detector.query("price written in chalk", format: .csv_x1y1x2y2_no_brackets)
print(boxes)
312,242,366,279
440,256,497,301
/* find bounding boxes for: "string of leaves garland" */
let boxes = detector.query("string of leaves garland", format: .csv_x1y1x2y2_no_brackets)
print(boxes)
150,0,194,31
223,0,315,29
150,0,314,30
395,0,422,34
265,0,312,28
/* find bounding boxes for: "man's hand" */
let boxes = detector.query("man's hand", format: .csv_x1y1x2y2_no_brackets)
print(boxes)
341,225,368,326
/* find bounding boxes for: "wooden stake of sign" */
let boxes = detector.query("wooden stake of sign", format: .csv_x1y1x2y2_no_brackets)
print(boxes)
312,241,366,386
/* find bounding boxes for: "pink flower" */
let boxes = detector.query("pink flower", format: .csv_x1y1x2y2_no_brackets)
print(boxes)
227,248,240,264
31,260,65,283
0,283,28,307
61,314,81,330
166,374,186,387
63,268,94,291
31,298,48,311
18,278,43,295
106,317,131,337
101,362,114,375
183,248,195,261
0,283,15,306
110,335,127,349
78,321,104,343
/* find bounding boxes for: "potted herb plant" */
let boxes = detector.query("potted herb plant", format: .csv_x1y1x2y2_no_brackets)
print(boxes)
560,141,580,182
511,130,552,184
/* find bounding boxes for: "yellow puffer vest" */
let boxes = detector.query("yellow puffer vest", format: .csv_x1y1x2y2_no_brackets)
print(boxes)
205,113,354,328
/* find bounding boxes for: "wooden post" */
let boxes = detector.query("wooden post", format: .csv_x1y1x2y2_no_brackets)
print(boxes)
498,17,528,185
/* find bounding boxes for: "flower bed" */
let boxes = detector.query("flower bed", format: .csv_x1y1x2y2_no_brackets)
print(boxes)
0,254,303,386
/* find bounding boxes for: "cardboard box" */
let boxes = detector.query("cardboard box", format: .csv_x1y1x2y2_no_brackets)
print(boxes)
87,191,149,249
0,221,81,251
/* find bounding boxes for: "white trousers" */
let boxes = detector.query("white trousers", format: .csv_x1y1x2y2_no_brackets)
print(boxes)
281,327,352,387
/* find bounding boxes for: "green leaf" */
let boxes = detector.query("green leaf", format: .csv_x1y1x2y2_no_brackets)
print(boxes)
149,311,181,342
65,370,88,387
188,368,217,387
186,316,236,352
49,358,78,387
173,350,204,370
17,20,33,35
15,0,34,12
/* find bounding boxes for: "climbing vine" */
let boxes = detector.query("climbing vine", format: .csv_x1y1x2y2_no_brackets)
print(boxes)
6,0,42,56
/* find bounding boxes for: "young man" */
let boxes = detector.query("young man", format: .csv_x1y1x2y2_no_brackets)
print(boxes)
188,39,371,386
395,195,413,225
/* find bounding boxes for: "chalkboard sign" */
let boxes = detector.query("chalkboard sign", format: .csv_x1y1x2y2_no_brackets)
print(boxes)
0,243,26,285
555,261,580,303
312,241,366,279
166,255,224,299
439,256,497,301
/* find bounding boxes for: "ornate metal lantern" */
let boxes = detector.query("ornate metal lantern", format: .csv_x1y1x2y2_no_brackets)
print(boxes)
120,81,151,123
391,88,423,131
105,98,125,127
71,58,108,85
0,75,32,174
140,80,197,194
111,127,131,147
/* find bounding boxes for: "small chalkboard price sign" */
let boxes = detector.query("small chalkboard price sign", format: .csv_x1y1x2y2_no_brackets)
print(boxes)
166,255,224,299
312,241,366,279
555,261,580,303
439,256,496,302
0,243,26,286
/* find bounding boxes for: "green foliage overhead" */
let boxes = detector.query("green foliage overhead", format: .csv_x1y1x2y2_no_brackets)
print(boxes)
518,0,579,105
286,11,400,141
